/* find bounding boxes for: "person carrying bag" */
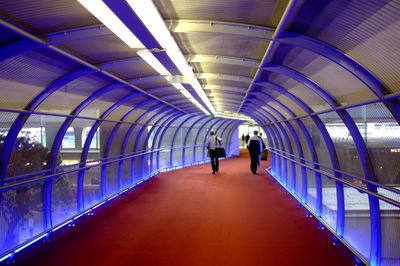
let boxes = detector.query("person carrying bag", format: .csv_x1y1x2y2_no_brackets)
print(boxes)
206,131,224,174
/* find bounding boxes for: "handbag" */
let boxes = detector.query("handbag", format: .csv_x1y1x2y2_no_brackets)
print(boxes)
215,136,226,158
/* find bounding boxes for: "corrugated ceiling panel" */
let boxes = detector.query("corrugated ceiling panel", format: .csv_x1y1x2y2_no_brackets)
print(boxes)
0,49,77,87
55,35,139,64
103,60,159,80
273,45,376,105
288,0,400,93
0,49,78,109
155,0,288,28
0,0,99,34
37,73,112,114
192,62,254,78
173,32,268,60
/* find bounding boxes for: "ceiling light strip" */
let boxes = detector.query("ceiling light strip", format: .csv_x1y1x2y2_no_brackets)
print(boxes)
127,0,215,115
78,0,144,48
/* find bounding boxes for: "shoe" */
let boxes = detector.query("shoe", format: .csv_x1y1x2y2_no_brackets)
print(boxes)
212,171,215,174
216,169,219,173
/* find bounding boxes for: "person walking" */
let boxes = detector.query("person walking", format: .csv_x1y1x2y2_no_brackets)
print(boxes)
247,130,263,174
241,134,245,147
206,130,222,174
245,133,250,145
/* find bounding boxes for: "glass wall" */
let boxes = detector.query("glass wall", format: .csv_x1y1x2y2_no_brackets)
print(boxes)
0,106,237,257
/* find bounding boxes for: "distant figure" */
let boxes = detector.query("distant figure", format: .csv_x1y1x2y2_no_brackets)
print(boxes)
258,132,266,165
241,134,245,147
247,131,263,174
206,130,222,174
258,132,266,150
259,132,268,160
245,133,250,145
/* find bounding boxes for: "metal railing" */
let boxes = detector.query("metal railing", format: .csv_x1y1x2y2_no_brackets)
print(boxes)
267,148,400,266
0,145,235,262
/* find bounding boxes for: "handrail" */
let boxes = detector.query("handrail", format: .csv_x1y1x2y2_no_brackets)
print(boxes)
3,148,151,183
268,149,400,208
0,107,207,130
0,149,164,191
268,147,400,195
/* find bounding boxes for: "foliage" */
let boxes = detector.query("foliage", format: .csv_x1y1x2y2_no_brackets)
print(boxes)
0,134,71,249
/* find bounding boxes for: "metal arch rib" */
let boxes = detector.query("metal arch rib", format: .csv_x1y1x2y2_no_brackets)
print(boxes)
0,18,187,114
42,21,274,45
97,54,259,69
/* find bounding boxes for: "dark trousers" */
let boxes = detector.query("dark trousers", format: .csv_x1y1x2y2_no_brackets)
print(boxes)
250,154,259,174
209,149,219,172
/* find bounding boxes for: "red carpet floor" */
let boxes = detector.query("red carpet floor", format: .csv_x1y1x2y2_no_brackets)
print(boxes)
15,150,355,266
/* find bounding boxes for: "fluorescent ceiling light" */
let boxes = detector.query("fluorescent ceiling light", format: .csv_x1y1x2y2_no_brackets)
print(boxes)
77,0,144,48
171,83,186,90
137,50,170,76
127,0,215,115
180,89,192,99
189,77,216,113
127,0,178,51
216,112,252,121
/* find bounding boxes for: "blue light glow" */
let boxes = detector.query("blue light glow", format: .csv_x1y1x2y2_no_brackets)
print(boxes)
107,194,119,201
52,220,72,232
14,233,48,253
74,213,85,220
93,201,106,210
83,209,92,215
120,188,129,194
0,253,12,263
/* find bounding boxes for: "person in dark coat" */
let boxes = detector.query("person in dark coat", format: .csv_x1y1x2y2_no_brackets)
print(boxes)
247,131,263,174
245,133,250,145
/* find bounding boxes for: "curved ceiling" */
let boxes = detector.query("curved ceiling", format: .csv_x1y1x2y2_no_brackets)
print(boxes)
0,0,399,121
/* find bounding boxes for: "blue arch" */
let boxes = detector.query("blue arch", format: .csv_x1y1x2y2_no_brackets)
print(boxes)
169,115,198,168
182,116,212,166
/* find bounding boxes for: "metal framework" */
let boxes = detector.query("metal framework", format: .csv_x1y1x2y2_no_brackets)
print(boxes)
0,2,399,266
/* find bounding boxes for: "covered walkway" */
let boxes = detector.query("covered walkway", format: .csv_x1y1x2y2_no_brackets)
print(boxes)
15,151,354,266
1,1,400,265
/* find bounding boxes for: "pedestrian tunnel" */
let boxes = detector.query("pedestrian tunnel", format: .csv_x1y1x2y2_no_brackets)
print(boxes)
0,1,400,265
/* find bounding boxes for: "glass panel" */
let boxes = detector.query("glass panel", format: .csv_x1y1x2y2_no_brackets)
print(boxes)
159,150,170,170
0,182,44,254
108,123,131,157
319,112,363,177
83,166,101,209
6,114,64,178
122,158,132,189
51,171,77,226
59,118,95,166
185,147,194,165
343,185,371,262
295,164,303,198
347,103,400,186
321,174,337,230
306,168,316,211
301,117,331,167
106,162,119,197
62,127,75,149
380,200,400,266
82,126,100,150
286,161,293,189
172,147,183,167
